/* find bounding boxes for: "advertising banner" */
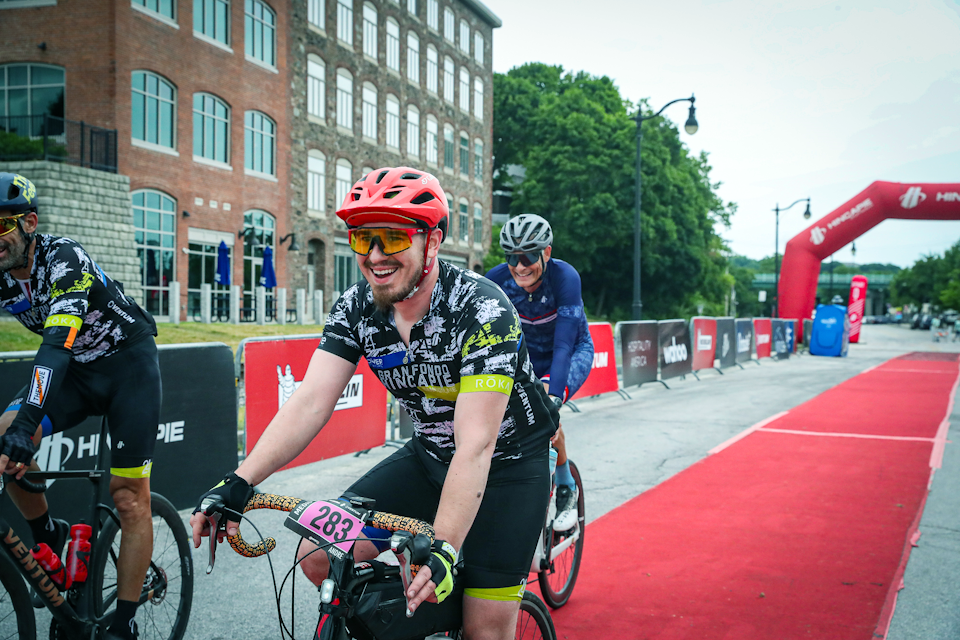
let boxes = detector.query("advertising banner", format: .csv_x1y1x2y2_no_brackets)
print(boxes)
245,337,386,469
690,317,718,371
716,317,737,369
753,318,773,359
848,275,869,343
617,321,659,387
0,343,238,525
658,319,693,380
803,319,813,350
785,319,798,353
571,323,620,400
735,318,754,363
771,319,790,360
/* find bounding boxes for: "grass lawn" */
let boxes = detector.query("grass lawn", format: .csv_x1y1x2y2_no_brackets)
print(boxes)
0,320,325,353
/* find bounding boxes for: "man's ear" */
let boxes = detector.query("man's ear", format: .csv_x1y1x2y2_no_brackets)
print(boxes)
21,212,39,234
426,228,443,257
543,245,552,262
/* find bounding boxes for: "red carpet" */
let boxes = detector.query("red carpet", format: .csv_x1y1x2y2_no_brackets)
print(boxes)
552,353,959,640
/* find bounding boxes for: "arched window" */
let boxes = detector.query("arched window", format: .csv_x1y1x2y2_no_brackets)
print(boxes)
443,123,454,168
362,3,378,59
337,0,353,45
193,93,230,164
473,77,483,120
195,0,230,45
245,0,276,67
407,0,417,15
406,105,420,158
473,137,483,182
474,31,484,64
132,189,176,318
443,7,454,42
427,0,438,30
242,209,276,311
308,149,326,215
458,68,469,112
362,82,377,141
386,19,400,72
386,94,400,150
473,202,483,244
244,110,276,176
132,70,176,149
425,115,438,165
406,31,420,84
443,57,454,103
0,64,65,136
458,197,469,244
307,54,325,119
335,158,353,206
308,0,325,30
426,45,438,94
336,68,353,130
459,131,469,176
459,19,470,55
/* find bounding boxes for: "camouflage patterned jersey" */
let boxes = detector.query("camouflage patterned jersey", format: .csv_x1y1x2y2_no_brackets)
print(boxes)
319,260,557,465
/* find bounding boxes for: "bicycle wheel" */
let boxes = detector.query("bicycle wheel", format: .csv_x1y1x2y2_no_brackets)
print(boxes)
89,493,193,640
538,460,585,609
0,549,36,640
516,592,556,640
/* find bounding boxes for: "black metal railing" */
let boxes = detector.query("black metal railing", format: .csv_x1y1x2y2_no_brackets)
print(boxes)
0,114,118,173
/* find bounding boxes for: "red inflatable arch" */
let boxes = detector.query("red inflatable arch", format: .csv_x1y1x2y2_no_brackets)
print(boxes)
779,181,960,325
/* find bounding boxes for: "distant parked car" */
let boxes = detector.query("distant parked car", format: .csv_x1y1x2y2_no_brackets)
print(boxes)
919,314,933,330
910,313,921,329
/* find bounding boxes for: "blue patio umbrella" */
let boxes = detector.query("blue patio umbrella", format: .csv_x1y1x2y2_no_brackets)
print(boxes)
215,241,231,286
260,245,277,288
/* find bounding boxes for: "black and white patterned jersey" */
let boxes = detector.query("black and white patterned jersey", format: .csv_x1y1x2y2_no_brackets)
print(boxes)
319,260,558,465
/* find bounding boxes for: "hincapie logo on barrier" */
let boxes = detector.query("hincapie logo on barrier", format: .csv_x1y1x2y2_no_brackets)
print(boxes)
697,330,712,351
663,337,688,364
899,186,926,209
756,334,770,345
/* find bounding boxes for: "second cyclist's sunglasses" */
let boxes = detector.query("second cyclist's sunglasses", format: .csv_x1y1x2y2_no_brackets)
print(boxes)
0,213,27,238
506,251,542,268
348,227,429,256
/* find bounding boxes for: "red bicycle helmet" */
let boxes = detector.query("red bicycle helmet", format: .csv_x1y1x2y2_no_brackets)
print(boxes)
337,167,449,240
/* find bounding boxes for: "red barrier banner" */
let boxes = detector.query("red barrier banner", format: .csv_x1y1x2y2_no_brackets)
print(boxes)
571,323,619,400
848,275,869,343
691,317,718,371
244,338,386,469
753,318,773,359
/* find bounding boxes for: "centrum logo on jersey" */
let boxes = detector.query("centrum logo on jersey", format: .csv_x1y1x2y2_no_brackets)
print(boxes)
810,226,827,245
27,365,53,407
899,187,926,209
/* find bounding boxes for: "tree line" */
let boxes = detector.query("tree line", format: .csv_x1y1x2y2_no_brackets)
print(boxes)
890,240,960,311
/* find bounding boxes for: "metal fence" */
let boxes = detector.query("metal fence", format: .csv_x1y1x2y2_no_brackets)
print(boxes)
0,114,118,173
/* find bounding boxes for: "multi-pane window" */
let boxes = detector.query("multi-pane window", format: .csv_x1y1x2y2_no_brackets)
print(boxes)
133,0,175,20
335,158,353,206
474,31,484,64
406,105,420,158
459,19,470,55
132,190,176,318
459,132,468,176
308,150,326,213
334,239,363,296
458,68,469,111
362,3,377,58
473,203,483,244
308,0,325,30
459,199,469,243
193,93,230,164
443,57,454,102
132,71,176,149
1,64,66,136
245,0,276,67
406,0,416,16
336,69,353,130
244,110,276,176
195,0,230,45
426,45,438,94
337,0,354,45
362,82,377,140
242,209,276,311
426,0,438,30
443,124,454,168
473,78,483,119
386,94,400,149
186,239,232,320
406,32,420,84
425,116,438,165
474,138,483,181
443,7,454,42
307,55,325,119
386,19,400,72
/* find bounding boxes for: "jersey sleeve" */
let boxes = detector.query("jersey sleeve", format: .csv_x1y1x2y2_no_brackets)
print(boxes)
458,290,523,396
316,284,364,364
548,262,586,400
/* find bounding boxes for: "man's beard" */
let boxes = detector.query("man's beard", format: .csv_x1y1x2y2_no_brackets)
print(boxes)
0,235,27,272
368,250,425,313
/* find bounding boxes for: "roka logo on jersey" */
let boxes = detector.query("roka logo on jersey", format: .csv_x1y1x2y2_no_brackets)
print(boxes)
899,187,926,209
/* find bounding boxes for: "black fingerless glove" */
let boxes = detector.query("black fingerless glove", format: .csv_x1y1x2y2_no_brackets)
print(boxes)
1,426,36,466
192,472,254,520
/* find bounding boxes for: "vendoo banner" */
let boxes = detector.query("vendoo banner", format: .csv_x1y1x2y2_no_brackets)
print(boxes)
771,319,790,360
617,321,659,387
245,337,386,469
735,318,754,363
716,317,737,369
571,323,619,400
690,317,717,371
848,275,869,343
0,343,237,524
753,318,773,359
658,319,692,380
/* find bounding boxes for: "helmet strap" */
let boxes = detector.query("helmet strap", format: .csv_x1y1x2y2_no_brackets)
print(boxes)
402,229,437,301
1,218,34,273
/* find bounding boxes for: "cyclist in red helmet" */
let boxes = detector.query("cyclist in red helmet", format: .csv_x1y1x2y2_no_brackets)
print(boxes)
192,167,559,640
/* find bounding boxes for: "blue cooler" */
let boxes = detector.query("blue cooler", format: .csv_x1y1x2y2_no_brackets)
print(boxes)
810,304,850,357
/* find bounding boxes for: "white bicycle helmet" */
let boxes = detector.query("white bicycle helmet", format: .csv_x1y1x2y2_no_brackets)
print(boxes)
499,214,553,253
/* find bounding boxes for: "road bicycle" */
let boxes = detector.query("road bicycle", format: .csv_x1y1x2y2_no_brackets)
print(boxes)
204,491,558,640
0,420,194,640
531,456,584,609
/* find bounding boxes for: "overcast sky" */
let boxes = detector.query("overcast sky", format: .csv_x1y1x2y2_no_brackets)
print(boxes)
485,0,960,267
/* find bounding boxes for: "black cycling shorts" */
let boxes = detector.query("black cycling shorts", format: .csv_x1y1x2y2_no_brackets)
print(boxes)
343,437,549,601
3,337,161,478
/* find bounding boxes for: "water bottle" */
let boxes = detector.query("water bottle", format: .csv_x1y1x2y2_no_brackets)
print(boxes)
548,447,558,479
65,523,93,585
30,543,69,590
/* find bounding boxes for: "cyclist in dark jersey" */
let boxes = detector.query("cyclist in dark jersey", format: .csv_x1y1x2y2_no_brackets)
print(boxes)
486,214,593,532
191,167,558,640
0,173,160,640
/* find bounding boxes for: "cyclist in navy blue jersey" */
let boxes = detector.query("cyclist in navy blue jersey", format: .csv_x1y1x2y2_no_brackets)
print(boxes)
486,214,593,531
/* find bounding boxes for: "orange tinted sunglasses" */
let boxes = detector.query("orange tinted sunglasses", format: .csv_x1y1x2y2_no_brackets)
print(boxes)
348,227,428,256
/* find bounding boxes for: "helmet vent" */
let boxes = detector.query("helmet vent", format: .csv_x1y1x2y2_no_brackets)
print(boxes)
400,172,422,180
376,170,390,184
410,192,435,205
383,190,401,199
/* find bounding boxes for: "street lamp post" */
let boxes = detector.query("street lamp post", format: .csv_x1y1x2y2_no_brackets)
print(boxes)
633,95,699,320
773,197,811,317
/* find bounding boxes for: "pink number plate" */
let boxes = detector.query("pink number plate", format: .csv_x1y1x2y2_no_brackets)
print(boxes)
286,499,362,554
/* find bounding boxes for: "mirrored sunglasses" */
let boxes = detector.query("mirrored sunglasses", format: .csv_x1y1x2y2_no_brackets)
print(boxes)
349,227,428,256
506,252,541,268
0,213,26,238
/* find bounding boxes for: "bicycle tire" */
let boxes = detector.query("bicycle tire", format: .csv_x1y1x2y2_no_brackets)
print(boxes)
516,592,557,640
0,548,36,640
89,493,193,640
538,459,585,609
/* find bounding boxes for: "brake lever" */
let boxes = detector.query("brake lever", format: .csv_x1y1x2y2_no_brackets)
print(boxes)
204,510,222,575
